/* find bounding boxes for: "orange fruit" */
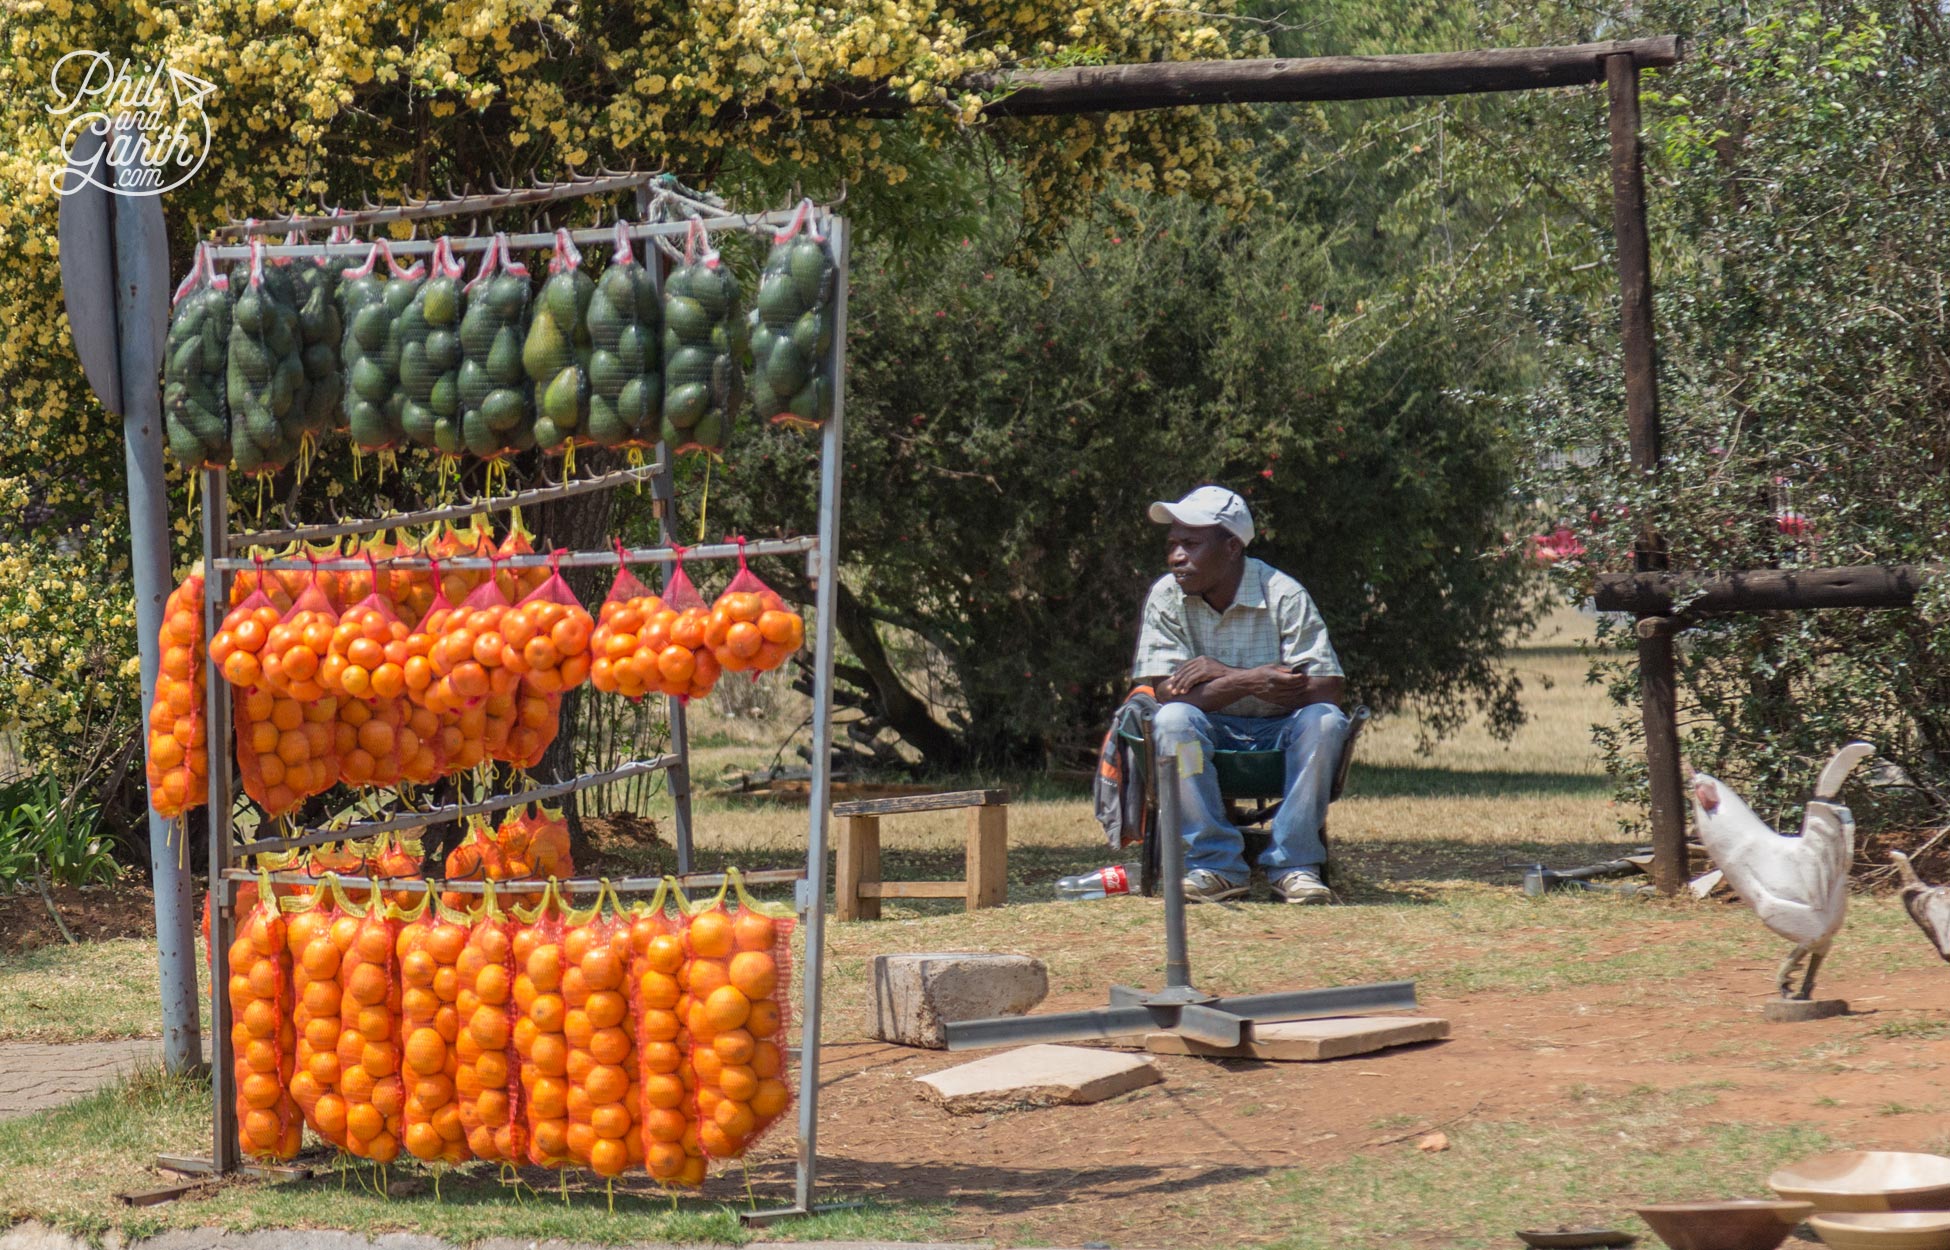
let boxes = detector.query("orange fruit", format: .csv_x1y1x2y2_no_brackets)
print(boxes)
590,1103,633,1141
528,993,565,1032
469,1006,511,1051
638,970,680,1010
637,1007,680,1043
528,1075,568,1119
525,945,562,991
563,1009,595,1050
686,958,729,998
729,950,777,999
584,1063,628,1105
692,1047,723,1086
405,1027,445,1075
751,1077,790,1119
646,1139,686,1178
688,911,734,959
713,1028,756,1065
531,1032,568,1077
346,1102,382,1142
639,1040,682,1075
704,985,752,1032
715,1096,757,1138
585,990,626,1030
699,1120,742,1158
643,1107,688,1143
747,999,782,1040
588,1026,631,1066
314,1092,349,1138
643,1072,685,1110
530,1117,568,1160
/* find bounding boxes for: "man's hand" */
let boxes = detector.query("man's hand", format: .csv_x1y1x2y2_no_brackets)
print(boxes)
1160,656,1231,699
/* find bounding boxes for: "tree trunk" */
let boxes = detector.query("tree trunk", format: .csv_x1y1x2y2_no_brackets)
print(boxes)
830,580,968,768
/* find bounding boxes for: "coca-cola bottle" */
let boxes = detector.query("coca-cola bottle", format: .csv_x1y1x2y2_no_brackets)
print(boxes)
1055,864,1134,901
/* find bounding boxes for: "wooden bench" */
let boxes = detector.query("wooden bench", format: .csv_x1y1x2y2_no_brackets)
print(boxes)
832,789,1009,921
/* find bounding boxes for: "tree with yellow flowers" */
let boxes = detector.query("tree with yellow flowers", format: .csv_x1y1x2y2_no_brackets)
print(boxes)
0,1,1265,813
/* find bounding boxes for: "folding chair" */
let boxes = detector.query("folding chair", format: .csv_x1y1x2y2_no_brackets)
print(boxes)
1120,705,1369,898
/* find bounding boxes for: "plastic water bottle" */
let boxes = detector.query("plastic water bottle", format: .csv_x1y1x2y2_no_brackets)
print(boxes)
1056,864,1134,901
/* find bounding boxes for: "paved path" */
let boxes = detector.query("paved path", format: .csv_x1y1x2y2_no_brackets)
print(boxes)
0,1227,1024,1250
0,1039,202,1119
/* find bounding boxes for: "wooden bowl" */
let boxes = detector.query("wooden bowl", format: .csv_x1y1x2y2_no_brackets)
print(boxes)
1807,1212,1950,1250
1769,1152,1950,1213
1633,1200,1812,1250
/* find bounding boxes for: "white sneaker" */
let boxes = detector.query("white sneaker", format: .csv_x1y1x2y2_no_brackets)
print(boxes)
1274,869,1331,905
1182,869,1248,903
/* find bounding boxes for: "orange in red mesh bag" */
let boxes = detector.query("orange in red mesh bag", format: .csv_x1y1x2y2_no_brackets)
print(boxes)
686,870,795,1165
441,817,504,912
501,551,595,698
705,538,805,678
210,570,282,691
630,881,703,1186
513,882,573,1168
494,513,550,603
558,883,640,1178
430,517,494,607
323,553,412,703
337,882,405,1163
397,892,472,1164
615,547,720,701
456,882,527,1163
335,694,414,790
371,835,424,909
260,563,339,703
234,683,337,821
228,872,302,1160
404,566,477,777
284,878,353,1150
148,566,208,819
589,546,663,701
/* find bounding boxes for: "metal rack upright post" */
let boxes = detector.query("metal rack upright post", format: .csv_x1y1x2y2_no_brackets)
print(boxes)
188,192,853,1219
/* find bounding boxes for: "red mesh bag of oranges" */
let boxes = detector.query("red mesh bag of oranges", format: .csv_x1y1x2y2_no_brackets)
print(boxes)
636,547,722,702
147,567,208,819
234,682,336,822
228,872,303,1160
589,548,662,701
404,571,480,777
396,892,472,1165
505,551,595,698
323,553,412,704
337,881,406,1163
557,883,641,1178
513,881,574,1169
211,576,282,693
683,869,795,1165
629,880,704,1186
456,881,528,1164
706,539,805,679
283,878,352,1150
259,565,339,704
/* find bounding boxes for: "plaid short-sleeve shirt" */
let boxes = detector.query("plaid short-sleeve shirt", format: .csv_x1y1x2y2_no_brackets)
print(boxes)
1131,558,1342,719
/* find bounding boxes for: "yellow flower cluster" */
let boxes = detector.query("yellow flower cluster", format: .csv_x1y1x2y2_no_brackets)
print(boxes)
0,0,1263,780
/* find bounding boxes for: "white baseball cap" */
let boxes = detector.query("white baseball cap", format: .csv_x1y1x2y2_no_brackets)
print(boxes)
1148,485,1253,545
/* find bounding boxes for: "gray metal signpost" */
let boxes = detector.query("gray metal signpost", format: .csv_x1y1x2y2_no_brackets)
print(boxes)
56,117,201,1077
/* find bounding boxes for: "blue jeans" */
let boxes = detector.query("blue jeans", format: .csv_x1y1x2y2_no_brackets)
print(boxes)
1150,701,1350,882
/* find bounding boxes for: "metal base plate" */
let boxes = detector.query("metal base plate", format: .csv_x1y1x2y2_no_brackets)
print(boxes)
739,1200,865,1227
946,979,1418,1050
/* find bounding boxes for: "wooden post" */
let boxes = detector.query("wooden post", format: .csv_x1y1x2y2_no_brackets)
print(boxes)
967,806,1009,911
835,815,880,921
1608,53,1685,895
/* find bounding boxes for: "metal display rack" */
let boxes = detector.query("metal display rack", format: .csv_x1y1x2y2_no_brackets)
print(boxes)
187,179,853,1221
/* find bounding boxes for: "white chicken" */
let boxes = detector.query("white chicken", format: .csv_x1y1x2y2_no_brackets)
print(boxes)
1689,741,1874,1001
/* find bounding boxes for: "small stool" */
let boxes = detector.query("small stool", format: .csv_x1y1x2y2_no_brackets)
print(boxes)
832,789,1009,921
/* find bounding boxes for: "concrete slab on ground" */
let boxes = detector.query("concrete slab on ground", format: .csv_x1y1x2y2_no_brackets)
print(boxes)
0,1039,207,1120
1144,1015,1449,1061
917,1042,1160,1112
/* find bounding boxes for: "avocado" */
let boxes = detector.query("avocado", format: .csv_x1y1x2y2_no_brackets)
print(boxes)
756,271,803,329
791,310,831,359
788,237,832,306
457,359,492,408
481,387,526,432
425,327,460,371
351,356,389,403
665,296,711,343
352,303,392,352
384,279,419,315
429,373,459,418
663,381,708,428
486,325,525,385
764,337,810,395
462,405,501,456
523,312,568,382
589,349,626,398
588,394,627,447
541,368,583,428
421,278,460,326
487,273,528,320
401,400,437,444
233,293,264,335
617,376,652,426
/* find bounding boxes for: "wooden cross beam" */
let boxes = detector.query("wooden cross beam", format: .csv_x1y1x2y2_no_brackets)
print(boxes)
798,37,1682,116
1596,565,1930,616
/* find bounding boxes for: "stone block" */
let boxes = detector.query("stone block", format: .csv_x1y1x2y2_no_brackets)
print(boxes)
917,1044,1160,1112
867,952,1048,1049
1763,998,1848,1022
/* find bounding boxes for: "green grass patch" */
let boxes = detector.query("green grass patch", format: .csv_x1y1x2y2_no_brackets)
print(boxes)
0,1067,948,1245
0,938,205,1042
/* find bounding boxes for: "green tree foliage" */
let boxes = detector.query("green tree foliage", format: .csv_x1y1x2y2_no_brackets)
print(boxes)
702,197,1543,768
1447,0,1950,830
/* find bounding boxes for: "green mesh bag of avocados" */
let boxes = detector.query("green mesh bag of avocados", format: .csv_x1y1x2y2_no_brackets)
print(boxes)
525,228,595,457
749,199,835,429
661,219,745,456
338,239,426,459
164,241,232,469
398,236,467,457
283,224,348,437
457,232,535,461
225,236,310,478
585,220,661,451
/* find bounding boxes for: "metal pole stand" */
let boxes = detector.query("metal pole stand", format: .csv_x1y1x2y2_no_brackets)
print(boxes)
946,743,1417,1052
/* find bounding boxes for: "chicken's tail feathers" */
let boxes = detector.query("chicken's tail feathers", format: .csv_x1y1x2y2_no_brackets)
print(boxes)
1892,850,1926,890
1815,741,1875,800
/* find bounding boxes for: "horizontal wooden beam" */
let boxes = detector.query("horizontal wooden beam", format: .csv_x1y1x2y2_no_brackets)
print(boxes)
858,880,968,899
832,788,1009,817
801,37,1682,118
1595,564,1932,616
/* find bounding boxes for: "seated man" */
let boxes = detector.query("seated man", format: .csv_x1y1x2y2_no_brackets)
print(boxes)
1132,486,1349,904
